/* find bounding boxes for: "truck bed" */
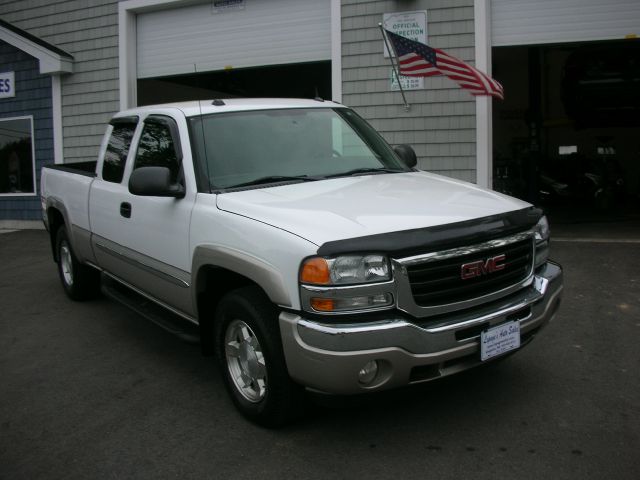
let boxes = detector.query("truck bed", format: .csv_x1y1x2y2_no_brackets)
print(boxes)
44,161,97,177
41,162,97,234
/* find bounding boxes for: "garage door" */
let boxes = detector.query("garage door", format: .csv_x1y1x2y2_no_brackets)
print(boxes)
136,0,331,79
491,0,640,46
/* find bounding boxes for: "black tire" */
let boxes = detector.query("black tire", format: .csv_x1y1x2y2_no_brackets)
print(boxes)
214,286,305,427
55,226,101,301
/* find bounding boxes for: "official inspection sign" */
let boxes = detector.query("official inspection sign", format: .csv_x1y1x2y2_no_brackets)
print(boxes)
382,10,428,58
383,11,427,90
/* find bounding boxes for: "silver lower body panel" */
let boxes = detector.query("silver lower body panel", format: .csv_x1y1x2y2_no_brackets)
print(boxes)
279,262,563,395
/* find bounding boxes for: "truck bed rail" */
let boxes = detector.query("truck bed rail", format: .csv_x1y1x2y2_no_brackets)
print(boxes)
44,161,97,178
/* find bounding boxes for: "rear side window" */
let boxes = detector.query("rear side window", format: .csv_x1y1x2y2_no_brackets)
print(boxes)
102,122,136,183
133,118,180,183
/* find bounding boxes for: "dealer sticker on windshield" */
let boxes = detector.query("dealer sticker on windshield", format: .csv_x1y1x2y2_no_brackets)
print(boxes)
481,321,521,361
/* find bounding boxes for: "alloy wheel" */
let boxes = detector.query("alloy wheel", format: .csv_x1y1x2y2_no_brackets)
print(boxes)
60,242,74,287
224,319,267,403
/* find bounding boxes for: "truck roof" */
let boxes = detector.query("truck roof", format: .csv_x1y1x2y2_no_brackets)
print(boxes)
115,98,345,118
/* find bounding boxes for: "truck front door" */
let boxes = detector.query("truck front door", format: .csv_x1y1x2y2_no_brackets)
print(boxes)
90,113,196,317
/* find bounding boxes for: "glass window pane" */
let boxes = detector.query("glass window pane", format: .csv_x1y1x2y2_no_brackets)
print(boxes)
0,118,34,194
103,124,136,183
193,108,407,189
134,121,179,183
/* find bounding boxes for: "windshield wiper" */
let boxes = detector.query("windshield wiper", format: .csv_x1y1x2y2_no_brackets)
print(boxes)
228,175,319,189
324,167,405,179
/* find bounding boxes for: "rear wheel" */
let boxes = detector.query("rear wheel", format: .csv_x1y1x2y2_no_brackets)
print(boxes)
55,226,100,300
214,286,305,427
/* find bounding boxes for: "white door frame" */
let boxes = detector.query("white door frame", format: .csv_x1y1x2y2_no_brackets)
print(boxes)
119,0,342,110
474,0,492,189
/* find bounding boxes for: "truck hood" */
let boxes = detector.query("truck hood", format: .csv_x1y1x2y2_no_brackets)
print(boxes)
216,171,531,247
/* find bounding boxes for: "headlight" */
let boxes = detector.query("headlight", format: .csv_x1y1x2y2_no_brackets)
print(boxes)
534,215,550,242
300,254,391,285
534,215,550,267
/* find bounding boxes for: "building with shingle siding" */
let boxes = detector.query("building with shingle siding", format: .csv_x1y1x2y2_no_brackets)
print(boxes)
1,0,638,225
0,18,72,224
341,0,478,182
0,42,51,220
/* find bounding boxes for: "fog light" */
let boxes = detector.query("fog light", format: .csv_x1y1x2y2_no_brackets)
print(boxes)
310,293,393,312
358,360,379,385
310,298,335,311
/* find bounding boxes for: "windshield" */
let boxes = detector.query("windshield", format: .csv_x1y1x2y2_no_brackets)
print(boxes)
189,107,410,191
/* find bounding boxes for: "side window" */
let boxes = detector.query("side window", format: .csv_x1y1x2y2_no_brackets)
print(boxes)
134,119,180,183
102,122,136,183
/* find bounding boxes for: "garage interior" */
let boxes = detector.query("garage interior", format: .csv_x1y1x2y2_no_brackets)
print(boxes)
132,0,332,108
492,39,640,221
137,60,332,106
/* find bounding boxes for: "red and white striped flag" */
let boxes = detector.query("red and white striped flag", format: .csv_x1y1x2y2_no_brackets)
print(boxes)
385,29,504,100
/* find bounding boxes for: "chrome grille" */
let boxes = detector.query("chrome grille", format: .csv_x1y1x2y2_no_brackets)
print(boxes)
403,237,534,307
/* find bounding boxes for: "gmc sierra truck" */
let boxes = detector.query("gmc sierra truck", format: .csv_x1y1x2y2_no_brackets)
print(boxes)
41,98,563,426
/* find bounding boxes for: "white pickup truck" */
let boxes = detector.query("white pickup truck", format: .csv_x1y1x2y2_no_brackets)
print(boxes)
41,98,563,426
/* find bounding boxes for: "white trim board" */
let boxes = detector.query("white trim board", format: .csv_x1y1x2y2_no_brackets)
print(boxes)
119,0,340,109
330,0,342,103
474,0,492,189
0,23,72,74
51,75,64,164
0,220,45,230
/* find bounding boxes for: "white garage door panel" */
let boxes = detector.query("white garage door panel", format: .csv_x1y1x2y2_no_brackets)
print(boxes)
137,0,331,79
492,0,640,46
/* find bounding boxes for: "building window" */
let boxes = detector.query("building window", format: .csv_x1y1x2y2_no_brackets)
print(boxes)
0,116,35,195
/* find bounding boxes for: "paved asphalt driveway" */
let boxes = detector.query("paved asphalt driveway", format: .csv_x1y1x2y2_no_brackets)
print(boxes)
1,229,638,479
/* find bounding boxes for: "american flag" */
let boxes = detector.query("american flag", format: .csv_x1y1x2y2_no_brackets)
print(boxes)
385,29,504,100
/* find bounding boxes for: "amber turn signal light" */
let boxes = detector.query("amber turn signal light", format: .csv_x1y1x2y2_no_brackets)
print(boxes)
300,257,330,285
310,298,335,311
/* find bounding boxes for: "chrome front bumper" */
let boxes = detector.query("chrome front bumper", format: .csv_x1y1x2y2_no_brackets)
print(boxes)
280,261,563,395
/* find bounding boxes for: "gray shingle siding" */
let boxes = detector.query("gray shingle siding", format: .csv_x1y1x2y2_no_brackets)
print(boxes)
0,41,52,220
342,0,477,182
2,0,479,182
1,0,120,163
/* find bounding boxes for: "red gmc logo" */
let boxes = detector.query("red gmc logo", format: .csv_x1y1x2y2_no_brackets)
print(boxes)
461,254,506,280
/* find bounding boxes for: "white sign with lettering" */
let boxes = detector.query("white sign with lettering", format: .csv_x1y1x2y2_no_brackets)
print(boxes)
382,10,428,58
0,72,15,99
390,69,424,91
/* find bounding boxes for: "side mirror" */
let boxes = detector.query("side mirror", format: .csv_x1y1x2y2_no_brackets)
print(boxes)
128,166,185,198
394,144,417,169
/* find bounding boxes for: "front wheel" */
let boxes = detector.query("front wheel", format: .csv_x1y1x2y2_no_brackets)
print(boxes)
214,286,305,427
55,226,100,301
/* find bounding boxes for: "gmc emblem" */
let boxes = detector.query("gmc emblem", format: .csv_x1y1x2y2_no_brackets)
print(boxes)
461,254,506,280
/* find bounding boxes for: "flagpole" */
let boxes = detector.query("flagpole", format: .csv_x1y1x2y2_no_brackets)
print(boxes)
379,23,410,111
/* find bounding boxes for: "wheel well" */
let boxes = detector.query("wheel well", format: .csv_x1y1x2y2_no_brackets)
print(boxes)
196,266,266,356
47,207,65,262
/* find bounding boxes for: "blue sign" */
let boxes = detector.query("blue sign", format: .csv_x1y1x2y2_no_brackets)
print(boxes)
0,72,15,99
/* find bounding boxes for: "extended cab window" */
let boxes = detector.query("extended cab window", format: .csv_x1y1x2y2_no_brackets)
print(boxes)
133,118,181,183
102,121,137,183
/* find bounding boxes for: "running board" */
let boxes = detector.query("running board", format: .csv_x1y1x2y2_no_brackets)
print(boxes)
101,276,200,344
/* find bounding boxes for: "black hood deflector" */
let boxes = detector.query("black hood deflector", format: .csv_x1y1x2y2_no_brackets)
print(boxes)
316,207,543,258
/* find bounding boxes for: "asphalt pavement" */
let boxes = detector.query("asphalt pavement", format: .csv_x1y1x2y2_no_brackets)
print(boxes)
1,228,639,480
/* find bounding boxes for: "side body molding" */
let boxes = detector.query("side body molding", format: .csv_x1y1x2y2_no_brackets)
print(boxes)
192,245,292,309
